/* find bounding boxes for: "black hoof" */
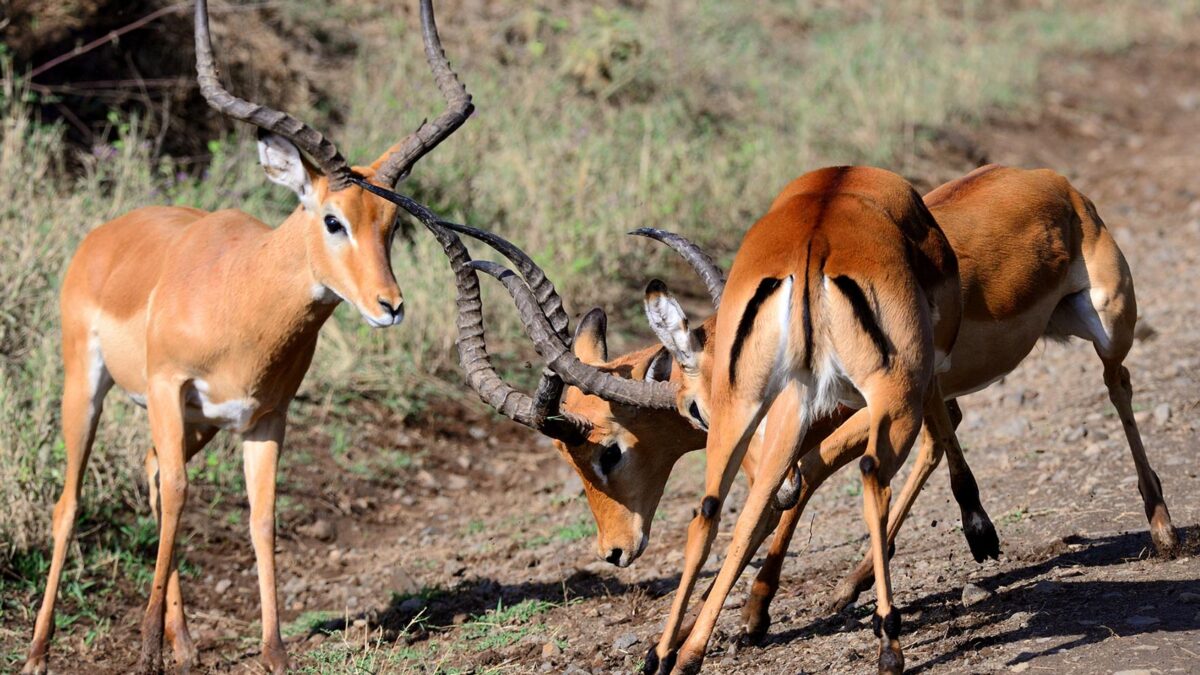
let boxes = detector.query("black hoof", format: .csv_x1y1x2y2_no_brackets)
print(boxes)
642,646,677,675
740,611,771,646
1151,525,1181,558
963,510,1001,562
878,647,904,675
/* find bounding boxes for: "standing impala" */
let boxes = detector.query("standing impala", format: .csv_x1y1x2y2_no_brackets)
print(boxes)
21,2,472,673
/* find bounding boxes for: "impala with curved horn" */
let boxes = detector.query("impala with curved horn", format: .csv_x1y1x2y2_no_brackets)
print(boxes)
442,164,1178,673
21,2,471,673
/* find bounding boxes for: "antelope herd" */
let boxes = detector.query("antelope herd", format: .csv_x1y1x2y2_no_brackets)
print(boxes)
20,2,1181,674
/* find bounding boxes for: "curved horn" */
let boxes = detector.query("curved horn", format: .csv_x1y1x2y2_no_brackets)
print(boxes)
374,0,475,187
194,0,355,190
630,227,726,308
436,220,569,342
467,260,679,410
349,181,588,443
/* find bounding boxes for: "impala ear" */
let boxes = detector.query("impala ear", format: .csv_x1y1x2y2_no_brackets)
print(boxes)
644,348,674,382
257,130,317,211
644,279,701,375
573,308,609,364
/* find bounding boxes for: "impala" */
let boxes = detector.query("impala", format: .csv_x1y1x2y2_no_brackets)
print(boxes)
438,164,1178,673
21,1,472,673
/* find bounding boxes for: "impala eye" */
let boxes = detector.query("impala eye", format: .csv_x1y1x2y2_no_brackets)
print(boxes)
323,214,345,235
599,444,622,475
688,401,708,430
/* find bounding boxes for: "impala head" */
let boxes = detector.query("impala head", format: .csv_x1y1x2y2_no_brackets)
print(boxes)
195,0,472,328
550,309,706,566
422,222,724,567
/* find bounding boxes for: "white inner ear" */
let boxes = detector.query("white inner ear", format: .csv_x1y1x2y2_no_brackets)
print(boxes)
257,133,316,211
644,293,700,374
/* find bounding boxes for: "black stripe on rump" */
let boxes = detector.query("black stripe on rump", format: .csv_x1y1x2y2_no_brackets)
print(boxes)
830,275,891,368
729,277,784,386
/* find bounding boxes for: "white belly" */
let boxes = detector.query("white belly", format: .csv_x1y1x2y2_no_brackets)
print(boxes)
185,379,259,432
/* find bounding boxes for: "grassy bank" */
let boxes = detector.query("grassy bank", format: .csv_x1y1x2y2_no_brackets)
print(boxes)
0,0,1194,580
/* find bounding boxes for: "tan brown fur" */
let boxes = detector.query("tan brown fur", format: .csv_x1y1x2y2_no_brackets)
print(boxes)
23,155,408,675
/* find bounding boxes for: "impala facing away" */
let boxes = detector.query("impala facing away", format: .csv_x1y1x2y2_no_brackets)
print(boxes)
22,2,472,673
439,164,1178,672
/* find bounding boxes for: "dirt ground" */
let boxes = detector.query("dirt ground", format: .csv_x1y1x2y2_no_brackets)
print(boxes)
11,34,1200,675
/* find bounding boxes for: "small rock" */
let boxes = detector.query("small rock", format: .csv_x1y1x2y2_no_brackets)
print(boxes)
452,612,469,625
612,632,638,652
999,416,1031,437
299,518,336,541
542,641,562,658
961,582,993,607
1010,663,1030,672
214,578,233,594
1125,615,1160,628
444,474,470,491
468,426,488,440
1153,403,1171,425
1179,591,1200,604
398,597,425,614
1083,443,1102,459
1062,426,1086,443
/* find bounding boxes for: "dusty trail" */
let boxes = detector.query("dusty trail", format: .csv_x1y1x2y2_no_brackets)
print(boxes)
31,35,1200,675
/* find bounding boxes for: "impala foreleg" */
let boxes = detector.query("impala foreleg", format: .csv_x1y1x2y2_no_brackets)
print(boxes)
23,341,112,675
144,425,218,673
243,413,289,674
138,378,188,675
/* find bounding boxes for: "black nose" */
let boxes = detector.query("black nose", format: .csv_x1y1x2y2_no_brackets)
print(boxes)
378,298,402,317
606,548,624,565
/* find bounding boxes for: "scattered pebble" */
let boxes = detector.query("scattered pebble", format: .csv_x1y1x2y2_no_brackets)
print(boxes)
1125,615,1160,628
1153,403,1171,425
214,578,233,594
613,632,639,652
1010,662,1030,672
298,518,336,541
961,582,993,608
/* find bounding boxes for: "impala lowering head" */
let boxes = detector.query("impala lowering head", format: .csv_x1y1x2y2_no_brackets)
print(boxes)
195,0,472,327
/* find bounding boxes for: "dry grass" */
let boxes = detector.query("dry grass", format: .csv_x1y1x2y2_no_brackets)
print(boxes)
0,0,1195,566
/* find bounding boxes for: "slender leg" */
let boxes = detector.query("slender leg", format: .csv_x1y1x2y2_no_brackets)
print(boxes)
672,386,814,674
740,407,853,642
659,407,873,674
144,426,219,673
244,413,289,674
644,393,775,675
138,376,188,675
825,389,993,610
859,396,923,675
1102,360,1178,555
22,340,112,675
942,402,999,563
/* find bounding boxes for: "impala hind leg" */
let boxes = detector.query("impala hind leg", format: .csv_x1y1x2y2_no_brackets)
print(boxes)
859,395,923,675
1102,359,1178,555
741,407,861,642
23,337,112,675
1057,280,1179,554
144,425,219,673
643,395,773,675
